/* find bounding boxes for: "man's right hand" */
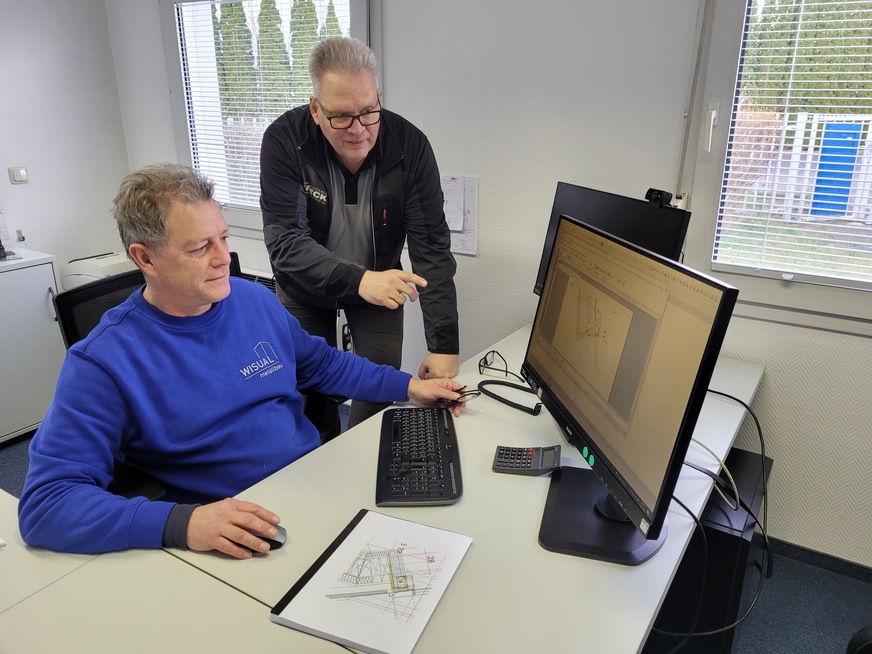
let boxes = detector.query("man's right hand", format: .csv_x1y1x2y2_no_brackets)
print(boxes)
359,269,428,308
186,498,282,559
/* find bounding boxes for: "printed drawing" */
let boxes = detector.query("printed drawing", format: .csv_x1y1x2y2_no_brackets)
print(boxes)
324,540,447,621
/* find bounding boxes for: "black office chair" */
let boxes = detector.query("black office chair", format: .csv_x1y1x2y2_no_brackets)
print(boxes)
53,268,146,348
50,253,243,499
848,626,872,654
54,253,241,348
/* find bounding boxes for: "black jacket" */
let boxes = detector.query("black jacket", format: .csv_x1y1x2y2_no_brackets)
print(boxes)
260,106,458,354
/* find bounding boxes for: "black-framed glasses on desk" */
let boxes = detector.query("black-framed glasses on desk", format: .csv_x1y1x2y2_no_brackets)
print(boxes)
478,350,526,383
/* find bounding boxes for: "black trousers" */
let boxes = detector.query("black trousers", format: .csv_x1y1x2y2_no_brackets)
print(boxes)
277,286,404,443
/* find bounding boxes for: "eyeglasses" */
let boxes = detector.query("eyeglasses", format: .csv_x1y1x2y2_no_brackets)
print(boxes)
478,350,526,383
315,99,382,129
436,387,481,408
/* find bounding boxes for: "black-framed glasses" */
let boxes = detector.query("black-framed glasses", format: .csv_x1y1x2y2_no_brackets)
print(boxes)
436,388,481,408
478,350,525,383
315,99,382,129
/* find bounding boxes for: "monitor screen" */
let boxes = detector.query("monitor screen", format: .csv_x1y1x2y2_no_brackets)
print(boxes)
533,182,691,295
522,215,737,565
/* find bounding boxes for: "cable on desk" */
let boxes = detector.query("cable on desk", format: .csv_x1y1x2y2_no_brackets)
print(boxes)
690,437,740,511
706,388,770,575
656,464,772,640
651,387,772,644
476,380,542,416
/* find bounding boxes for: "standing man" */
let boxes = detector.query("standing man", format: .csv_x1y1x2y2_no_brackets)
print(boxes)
260,36,459,441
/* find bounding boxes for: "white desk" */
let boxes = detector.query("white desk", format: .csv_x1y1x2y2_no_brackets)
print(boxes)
0,489,97,614
169,325,764,654
0,548,340,653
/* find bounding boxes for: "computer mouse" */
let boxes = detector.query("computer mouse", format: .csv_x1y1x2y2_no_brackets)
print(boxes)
257,524,287,551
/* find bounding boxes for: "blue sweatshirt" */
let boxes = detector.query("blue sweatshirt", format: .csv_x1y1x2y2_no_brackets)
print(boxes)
18,278,411,553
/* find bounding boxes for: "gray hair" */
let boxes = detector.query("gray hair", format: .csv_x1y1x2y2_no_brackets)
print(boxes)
113,163,215,253
309,36,379,98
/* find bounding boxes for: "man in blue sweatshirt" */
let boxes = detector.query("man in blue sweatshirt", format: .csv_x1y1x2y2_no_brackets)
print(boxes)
18,163,465,559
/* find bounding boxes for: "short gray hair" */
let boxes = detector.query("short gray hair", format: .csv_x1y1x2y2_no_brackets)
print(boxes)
113,163,215,253
309,36,379,98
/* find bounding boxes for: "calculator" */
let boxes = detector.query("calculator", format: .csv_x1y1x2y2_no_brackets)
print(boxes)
492,445,561,476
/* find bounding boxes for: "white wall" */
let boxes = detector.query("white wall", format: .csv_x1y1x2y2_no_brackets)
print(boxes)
0,0,130,274
104,0,179,171
3,0,870,568
723,317,872,569
380,1,702,365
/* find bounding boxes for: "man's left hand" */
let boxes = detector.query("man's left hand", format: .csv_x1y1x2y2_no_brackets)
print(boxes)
407,377,467,417
418,353,459,380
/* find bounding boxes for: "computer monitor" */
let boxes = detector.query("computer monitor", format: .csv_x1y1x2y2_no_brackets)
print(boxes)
522,215,737,565
533,182,691,295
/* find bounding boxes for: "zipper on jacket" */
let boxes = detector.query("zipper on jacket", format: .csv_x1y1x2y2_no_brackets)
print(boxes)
371,204,386,269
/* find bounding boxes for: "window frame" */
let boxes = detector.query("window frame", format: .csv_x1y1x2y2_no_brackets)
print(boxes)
158,0,376,232
682,0,872,336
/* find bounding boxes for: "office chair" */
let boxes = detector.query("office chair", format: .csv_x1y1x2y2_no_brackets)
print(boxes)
50,253,243,500
54,252,242,346
848,626,872,654
53,268,146,348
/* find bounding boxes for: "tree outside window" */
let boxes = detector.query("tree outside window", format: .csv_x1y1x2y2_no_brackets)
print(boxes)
172,0,349,207
714,0,872,285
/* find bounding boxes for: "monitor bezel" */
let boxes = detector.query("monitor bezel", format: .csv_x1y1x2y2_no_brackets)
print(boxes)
533,182,691,295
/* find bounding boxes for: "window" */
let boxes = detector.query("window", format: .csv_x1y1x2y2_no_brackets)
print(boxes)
714,0,872,287
685,0,872,332
163,0,359,210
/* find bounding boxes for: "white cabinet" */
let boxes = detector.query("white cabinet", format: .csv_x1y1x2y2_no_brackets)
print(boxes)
0,249,66,444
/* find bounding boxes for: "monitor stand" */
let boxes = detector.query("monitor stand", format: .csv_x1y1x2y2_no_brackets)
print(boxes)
538,466,666,566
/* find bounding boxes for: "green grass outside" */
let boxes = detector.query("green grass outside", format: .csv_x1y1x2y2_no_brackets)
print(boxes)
714,214,872,283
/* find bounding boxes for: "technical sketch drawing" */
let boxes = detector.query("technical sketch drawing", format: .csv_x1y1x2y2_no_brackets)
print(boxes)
324,541,446,621
549,275,634,402
576,287,610,372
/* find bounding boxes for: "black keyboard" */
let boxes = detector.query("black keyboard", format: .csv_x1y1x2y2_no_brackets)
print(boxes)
375,407,463,506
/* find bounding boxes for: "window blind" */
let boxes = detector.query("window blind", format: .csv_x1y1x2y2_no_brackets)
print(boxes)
714,0,872,286
172,0,350,208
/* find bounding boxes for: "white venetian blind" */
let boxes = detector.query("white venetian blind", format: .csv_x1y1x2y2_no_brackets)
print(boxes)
172,0,351,208
713,0,872,287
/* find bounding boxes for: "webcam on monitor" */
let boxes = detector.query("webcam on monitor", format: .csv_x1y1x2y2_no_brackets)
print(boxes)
644,187,673,207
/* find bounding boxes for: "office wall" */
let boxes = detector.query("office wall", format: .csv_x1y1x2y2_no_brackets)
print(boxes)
722,318,872,569
0,0,129,273
2,0,869,568
379,1,702,364
104,0,178,171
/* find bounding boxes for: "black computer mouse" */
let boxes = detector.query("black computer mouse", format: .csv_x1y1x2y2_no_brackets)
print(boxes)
257,524,287,550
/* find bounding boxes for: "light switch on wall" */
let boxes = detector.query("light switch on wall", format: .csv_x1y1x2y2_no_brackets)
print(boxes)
8,167,28,184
